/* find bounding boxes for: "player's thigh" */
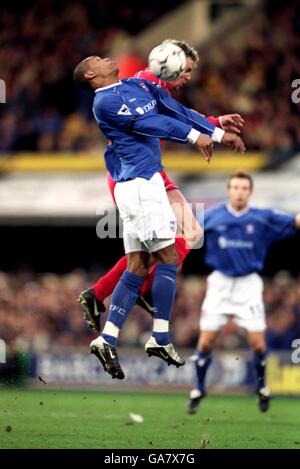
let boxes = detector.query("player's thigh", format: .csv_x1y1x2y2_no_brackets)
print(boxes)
167,189,203,247
116,175,177,259
235,275,266,337
151,241,178,265
198,330,220,352
138,174,177,247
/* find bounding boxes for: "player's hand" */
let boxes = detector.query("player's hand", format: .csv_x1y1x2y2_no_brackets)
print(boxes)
194,134,214,162
219,114,244,134
221,132,246,153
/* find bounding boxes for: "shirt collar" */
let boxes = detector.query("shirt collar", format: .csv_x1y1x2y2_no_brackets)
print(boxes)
226,203,250,217
94,81,122,93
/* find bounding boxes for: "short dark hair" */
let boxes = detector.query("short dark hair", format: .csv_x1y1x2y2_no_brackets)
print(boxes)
227,171,253,190
73,58,92,89
162,39,199,65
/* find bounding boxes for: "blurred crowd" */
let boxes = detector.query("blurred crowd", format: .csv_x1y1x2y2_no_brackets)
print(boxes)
0,1,300,166
0,269,299,354
0,0,180,154
175,3,300,167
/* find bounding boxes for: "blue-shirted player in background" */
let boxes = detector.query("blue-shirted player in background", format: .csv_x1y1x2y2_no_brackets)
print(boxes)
188,171,300,413
73,56,245,380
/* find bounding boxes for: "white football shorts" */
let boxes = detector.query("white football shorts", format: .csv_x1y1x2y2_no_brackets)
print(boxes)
114,172,177,254
200,270,266,332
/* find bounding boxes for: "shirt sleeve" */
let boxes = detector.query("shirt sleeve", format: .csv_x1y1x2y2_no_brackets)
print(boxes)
266,209,296,241
150,84,225,142
95,93,196,143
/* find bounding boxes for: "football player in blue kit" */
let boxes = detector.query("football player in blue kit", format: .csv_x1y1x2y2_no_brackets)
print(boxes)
73,55,245,380
188,171,300,413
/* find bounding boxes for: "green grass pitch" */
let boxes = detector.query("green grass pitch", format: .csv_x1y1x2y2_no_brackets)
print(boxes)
0,389,299,449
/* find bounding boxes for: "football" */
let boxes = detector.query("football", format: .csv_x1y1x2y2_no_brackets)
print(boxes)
148,42,187,81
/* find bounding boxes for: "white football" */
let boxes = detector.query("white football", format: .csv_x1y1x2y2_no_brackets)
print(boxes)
148,43,186,81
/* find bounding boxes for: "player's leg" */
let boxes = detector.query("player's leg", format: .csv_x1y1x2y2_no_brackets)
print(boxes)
78,256,129,333
188,271,228,413
235,274,270,411
247,330,270,412
144,242,185,367
187,329,219,414
137,172,184,367
78,169,156,328
90,248,150,380
167,188,203,249
80,180,199,324
100,250,150,347
78,172,127,331
90,176,155,379
139,187,202,298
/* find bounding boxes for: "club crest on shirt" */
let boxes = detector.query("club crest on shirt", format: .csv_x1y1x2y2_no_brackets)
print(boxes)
170,221,176,232
117,104,131,115
246,224,255,234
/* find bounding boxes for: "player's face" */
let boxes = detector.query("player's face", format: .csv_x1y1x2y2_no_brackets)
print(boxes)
171,57,195,89
227,178,252,210
87,56,119,80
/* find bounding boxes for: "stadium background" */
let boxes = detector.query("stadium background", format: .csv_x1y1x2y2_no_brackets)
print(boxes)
0,0,300,449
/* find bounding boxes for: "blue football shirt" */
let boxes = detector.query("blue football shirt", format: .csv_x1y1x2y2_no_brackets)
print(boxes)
203,203,296,276
92,78,216,182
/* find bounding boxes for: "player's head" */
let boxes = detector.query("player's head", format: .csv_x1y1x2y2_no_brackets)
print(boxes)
227,171,253,210
162,39,199,89
73,56,119,90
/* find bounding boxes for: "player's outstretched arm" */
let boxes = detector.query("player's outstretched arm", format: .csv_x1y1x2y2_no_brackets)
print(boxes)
152,84,245,151
95,93,216,149
196,113,244,134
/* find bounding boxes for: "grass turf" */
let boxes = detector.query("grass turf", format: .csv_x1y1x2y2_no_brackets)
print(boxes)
0,389,299,449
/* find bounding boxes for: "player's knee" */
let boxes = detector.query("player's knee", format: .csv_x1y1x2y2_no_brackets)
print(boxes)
199,342,213,353
166,247,179,265
127,264,149,278
154,243,178,265
250,338,266,354
252,342,266,355
198,336,214,353
127,253,150,278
